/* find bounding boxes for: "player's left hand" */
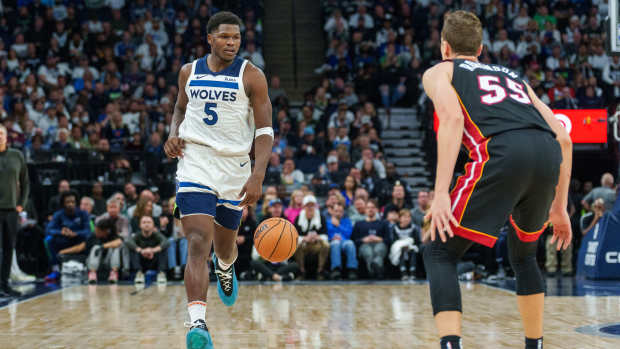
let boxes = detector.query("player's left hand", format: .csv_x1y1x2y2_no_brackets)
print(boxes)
238,174,264,207
424,192,458,243
548,207,572,251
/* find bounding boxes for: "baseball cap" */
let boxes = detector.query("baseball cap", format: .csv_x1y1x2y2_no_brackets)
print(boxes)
327,155,338,164
268,198,282,207
304,126,315,136
302,195,317,206
361,115,372,124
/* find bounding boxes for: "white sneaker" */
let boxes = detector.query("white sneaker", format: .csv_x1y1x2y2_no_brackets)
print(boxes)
10,254,35,283
134,271,145,284
157,272,167,284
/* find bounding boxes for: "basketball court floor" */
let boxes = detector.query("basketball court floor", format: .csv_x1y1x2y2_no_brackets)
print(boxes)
0,278,618,348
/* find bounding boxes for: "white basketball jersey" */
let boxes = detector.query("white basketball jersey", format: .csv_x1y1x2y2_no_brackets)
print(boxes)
180,55,255,156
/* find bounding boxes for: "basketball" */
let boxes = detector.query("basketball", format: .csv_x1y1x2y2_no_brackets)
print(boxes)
253,217,299,263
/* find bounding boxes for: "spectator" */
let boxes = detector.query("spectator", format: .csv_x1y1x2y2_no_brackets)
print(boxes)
268,75,287,102
355,148,386,179
389,210,420,280
580,198,605,235
264,198,285,219
327,203,357,280
91,182,106,216
339,175,359,207
411,190,431,228
581,173,616,211
125,215,169,284
324,154,348,187
284,190,304,223
351,199,390,279
250,250,299,282
348,197,367,225
128,189,162,218
80,196,96,223
60,218,123,284
293,195,329,279
44,190,92,282
47,179,70,219
130,197,155,234
124,182,139,208
382,182,412,218
281,159,304,190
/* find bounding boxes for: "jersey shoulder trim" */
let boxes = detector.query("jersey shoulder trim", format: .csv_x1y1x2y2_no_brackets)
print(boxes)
194,55,246,77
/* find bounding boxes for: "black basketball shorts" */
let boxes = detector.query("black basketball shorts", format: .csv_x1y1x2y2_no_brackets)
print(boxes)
449,127,562,247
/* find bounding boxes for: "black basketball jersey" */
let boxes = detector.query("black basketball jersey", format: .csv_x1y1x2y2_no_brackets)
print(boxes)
450,59,554,139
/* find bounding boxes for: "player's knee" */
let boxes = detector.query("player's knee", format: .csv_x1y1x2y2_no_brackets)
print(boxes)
186,230,209,258
511,254,544,295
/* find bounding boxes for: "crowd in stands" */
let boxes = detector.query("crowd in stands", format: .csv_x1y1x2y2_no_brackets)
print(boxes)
2,0,618,286
318,0,619,112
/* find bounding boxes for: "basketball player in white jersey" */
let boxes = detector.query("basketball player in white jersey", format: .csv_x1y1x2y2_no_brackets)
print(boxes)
164,12,273,349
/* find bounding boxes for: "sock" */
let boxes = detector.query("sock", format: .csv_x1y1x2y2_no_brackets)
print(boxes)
440,335,462,349
525,337,543,349
218,259,233,270
188,301,207,324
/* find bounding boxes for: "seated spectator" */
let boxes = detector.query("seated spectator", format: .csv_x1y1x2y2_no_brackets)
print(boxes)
348,197,367,225
250,247,299,281
383,182,412,219
580,198,605,235
411,190,431,228
352,199,390,279
355,148,386,179
45,190,92,282
47,179,70,220
96,198,130,239
581,173,616,211
341,175,357,207
293,195,329,279
577,85,603,108
80,196,96,223
264,198,285,220
130,197,155,234
86,219,123,284
280,159,304,190
327,203,357,280
125,215,169,284
389,210,420,280
324,154,348,187
51,128,72,151
284,190,304,223
127,189,162,218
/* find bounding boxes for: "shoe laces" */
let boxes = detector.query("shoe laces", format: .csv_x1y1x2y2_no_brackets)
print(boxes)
215,267,233,293
184,319,208,330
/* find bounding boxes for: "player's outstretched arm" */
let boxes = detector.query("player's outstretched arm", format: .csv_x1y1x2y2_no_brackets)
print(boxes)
239,63,273,207
164,63,192,159
525,82,573,250
422,62,463,243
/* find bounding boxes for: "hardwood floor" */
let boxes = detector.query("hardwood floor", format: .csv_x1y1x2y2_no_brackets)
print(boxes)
0,282,618,348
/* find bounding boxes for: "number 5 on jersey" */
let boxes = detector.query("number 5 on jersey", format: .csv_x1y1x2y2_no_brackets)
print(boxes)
478,76,531,105
203,103,218,125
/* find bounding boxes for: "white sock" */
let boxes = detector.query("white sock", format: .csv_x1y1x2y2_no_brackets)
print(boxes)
188,301,207,324
218,259,234,270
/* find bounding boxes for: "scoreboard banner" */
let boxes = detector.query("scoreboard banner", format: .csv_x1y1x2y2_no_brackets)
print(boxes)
433,109,608,144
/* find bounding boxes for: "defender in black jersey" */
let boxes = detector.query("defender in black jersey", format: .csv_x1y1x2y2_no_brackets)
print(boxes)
421,11,573,349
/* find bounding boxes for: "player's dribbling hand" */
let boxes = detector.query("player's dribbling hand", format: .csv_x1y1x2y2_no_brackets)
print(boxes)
238,174,263,207
164,136,185,158
424,192,458,243
548,207,572,251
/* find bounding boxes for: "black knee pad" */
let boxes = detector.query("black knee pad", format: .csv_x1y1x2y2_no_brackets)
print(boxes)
510,253,544,295
507,232,544,296
423,238,472,315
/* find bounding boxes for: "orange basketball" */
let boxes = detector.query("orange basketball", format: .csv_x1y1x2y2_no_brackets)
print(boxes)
254,217,299,263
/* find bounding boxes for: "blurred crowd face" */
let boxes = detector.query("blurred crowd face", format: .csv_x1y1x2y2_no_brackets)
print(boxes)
107,200,120,218
332,203,344,219
365,201,378,219
80,198,93,214
63,194,77,215
417,191,430,210
353,198,366,214
140,216,155,236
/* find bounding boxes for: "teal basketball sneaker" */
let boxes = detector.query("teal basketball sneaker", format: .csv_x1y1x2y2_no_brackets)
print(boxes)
186,320,213,349
212,254,238,306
